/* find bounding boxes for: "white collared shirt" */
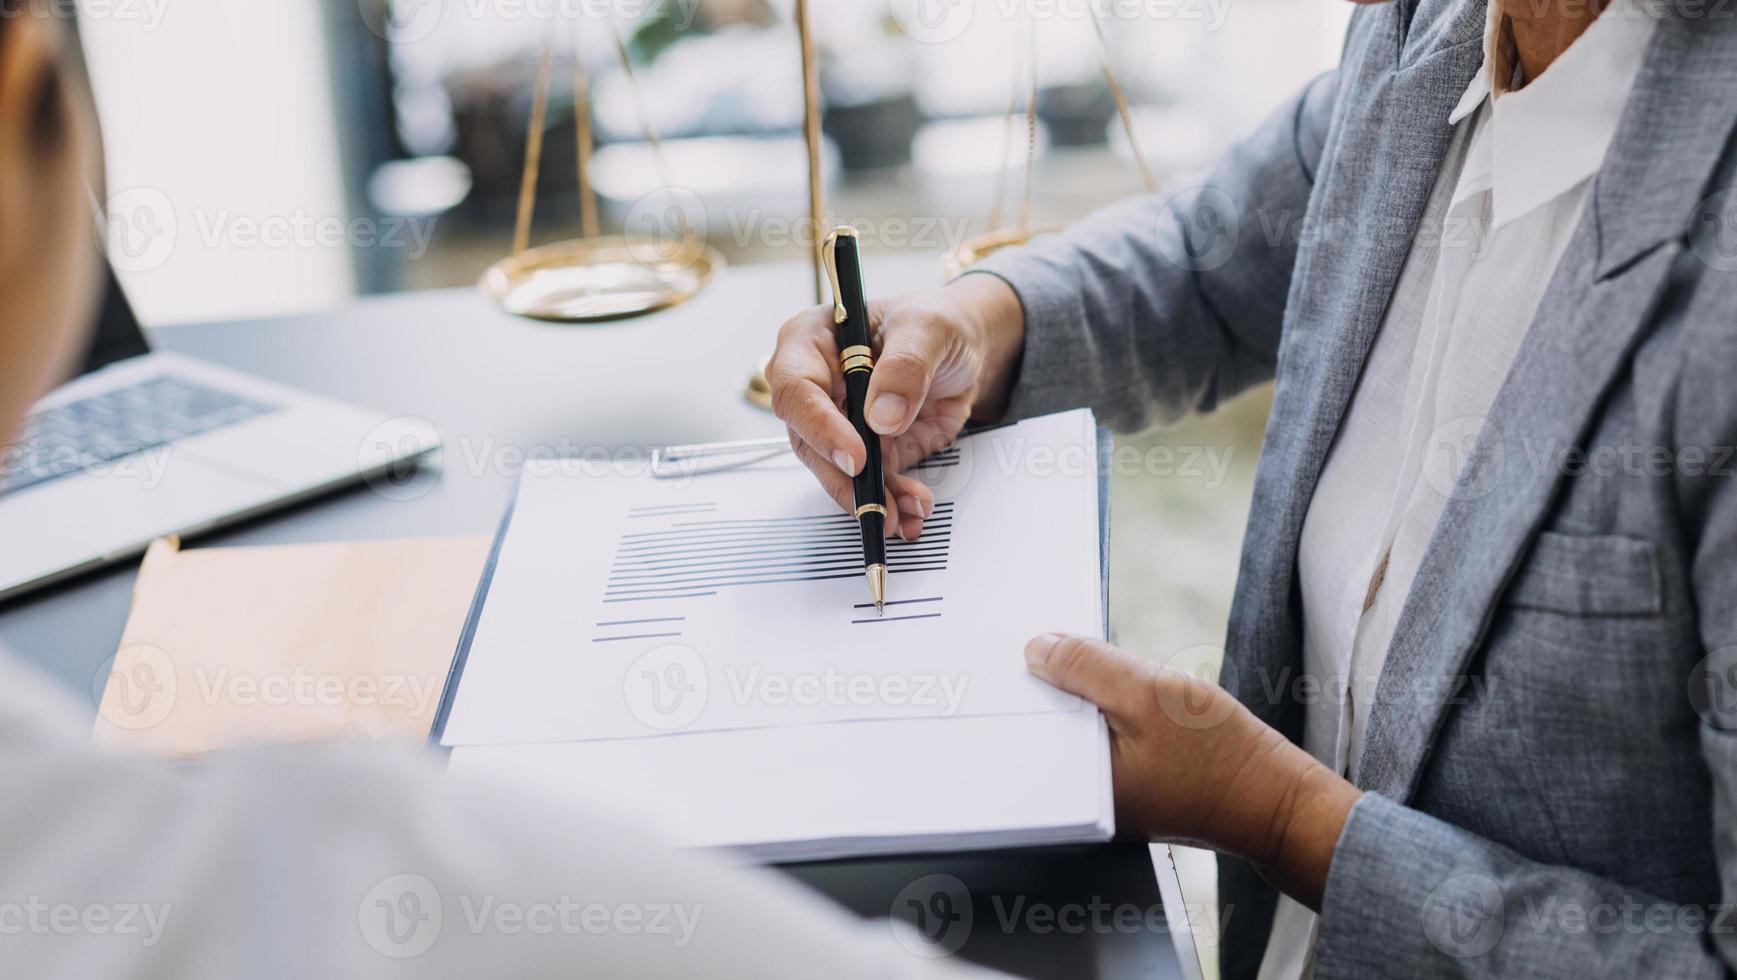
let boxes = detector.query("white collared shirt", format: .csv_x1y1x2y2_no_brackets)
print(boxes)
1263,1,1660,977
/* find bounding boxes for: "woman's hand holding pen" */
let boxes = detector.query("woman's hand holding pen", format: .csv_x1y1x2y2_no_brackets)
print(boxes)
765,274,1026,541
770,273,1362,908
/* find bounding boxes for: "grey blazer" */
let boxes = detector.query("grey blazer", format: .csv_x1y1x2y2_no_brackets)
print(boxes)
975,1,1737,977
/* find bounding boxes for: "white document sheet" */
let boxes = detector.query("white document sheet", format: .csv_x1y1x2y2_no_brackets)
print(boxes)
439,409,1103,747
447,705,1114,861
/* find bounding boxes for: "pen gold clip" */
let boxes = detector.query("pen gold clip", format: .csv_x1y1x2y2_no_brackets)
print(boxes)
821,226,857,325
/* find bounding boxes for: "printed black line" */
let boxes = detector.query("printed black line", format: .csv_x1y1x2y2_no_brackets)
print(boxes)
591,632,684,643
612,535,952,567
616,539,953,569
651,505,955,534
609,571,867,596
628,517,960,543
850,613,944,625
632,503,958,535
628,505,718,514
611,555,950,586
602,591,719,604
650,512,866,532
621,528,868,552
617,527,867,552
621,527,861,548
610,549,951,582
615,545,866,568
635,516,862,536
612,548,937,575
615,536,863,560
595,616,687,627
616,531,952,561
614,546,951,575
628,507,718,519
662,501,954,525
617,520,955,553
628,502,718,514
605,563,948,597
893,520,956,533
852,596,943,609
606,559,950,590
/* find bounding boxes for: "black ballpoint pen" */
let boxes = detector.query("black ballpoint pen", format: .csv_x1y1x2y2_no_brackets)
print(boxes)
822,226,888,615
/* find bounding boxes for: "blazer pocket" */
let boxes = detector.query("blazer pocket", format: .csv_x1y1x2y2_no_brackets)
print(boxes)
1505,531,1663,616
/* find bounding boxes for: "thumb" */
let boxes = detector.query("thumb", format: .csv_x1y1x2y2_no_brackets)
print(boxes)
864,309,945,436
1024,633,1151,720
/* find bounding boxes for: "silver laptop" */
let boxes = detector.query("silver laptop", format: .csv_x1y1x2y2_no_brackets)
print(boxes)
0,265,439,601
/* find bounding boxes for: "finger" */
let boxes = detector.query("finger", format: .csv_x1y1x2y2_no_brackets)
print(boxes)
1023,634,1154,721
786,429,857,514
787,433,907,538
864,309,948,437
886,469,934,541
884,397,972,475
769,312,864,475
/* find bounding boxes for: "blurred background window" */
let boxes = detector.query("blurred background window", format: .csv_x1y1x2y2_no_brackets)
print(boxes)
79,0,1350,325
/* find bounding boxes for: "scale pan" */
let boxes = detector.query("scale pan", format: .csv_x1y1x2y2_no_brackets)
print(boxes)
481,236,723,323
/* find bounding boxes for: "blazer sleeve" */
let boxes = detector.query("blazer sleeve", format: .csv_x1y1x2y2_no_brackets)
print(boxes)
966,69,1339,432
1313,790,1733,978
1310,309,1737,979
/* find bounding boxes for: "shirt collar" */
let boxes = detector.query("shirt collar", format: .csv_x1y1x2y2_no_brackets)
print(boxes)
1446,0,1660,228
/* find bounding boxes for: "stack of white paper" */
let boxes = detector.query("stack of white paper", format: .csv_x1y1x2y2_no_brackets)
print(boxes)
441,409,1112,860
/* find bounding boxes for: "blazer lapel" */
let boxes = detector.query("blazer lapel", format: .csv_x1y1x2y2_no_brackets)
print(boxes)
1357,14,1737,801
1225,3,1483,731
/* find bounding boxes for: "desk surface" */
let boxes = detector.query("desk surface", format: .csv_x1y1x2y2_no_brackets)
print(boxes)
0,256,1199,980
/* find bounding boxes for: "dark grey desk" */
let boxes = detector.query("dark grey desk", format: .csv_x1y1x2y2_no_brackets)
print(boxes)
0,260,1201,980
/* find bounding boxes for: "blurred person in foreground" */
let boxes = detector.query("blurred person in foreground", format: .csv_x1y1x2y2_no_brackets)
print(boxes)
770,0,1737,976
0,9,998,978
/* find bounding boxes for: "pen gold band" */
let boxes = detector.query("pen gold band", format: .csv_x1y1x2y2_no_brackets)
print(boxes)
840,345,875,374
855,504,888,519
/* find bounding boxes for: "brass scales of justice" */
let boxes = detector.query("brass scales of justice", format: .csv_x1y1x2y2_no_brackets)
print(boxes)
477,15,721,321
477,2,1157,409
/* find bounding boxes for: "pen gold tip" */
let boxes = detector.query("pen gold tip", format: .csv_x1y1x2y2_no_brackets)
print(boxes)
867,563,887,613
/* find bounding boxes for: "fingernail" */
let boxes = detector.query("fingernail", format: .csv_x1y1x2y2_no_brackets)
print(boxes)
899,496,923,524
868,394,908,434
831,449,857,475
1025,633,1063,678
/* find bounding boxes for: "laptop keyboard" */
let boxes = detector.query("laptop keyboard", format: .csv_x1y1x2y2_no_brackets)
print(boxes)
0,375,278,497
